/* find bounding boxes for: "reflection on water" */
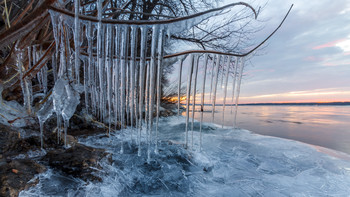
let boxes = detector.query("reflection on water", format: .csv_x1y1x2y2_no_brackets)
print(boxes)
183,105,350,155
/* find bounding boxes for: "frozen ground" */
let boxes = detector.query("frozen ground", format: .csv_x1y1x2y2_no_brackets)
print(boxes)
20,116,350,196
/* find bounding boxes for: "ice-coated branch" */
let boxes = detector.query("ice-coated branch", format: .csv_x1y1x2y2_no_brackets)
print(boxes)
48,2,257,25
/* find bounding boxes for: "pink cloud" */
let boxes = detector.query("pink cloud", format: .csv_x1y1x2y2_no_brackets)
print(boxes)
323,61,350,66
313,39,347,50
304,56,324,62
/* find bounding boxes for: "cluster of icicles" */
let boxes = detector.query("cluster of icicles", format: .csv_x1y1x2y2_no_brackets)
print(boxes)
178,54,245,151
14,0,246,162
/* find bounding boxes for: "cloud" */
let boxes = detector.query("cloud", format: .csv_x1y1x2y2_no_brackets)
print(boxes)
313,39,347,50
240,88,350,103
239,0,350,102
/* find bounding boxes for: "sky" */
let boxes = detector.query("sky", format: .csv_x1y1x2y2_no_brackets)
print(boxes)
235,0,350,103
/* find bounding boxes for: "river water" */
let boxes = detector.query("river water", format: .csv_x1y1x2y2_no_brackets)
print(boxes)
185,105,350,155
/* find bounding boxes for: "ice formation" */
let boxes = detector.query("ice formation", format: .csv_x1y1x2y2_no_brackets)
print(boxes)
12,1,251,155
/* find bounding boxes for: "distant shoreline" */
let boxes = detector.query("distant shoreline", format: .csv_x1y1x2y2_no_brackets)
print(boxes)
239,102,350,106
182,102,350,106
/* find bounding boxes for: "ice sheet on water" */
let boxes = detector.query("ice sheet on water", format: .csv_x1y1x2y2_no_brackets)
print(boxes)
21,116,350,196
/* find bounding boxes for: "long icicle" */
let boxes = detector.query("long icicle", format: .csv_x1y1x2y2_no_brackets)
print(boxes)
199,54,209,152
106,24,113,136
74,0,80,83
86,21,93,113
177,58,184,116
191,55,200,149
97,0,103,121
138,26,147,156
222,56,231,128
185,54,194,149
114,25,121,130
209,56,216,102
231,57,239,113
145,61,150,156
83,58,88,112
16,48,31,114
120,26,128,154
130,26,137,141
233,57,245,128
155,26,165,154
211,55,221,122
148,25,159,162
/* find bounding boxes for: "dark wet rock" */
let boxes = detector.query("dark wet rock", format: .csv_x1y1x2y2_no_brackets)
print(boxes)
159,108,176,117
160,102,178,117
0,159,46,197
0,124,21,155
42,144,109,182
69,127,108,138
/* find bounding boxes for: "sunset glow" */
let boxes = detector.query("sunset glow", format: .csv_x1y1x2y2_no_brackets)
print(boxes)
239,88,350,104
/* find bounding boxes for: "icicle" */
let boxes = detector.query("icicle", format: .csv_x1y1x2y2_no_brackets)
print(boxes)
155,26,165,154
37,96,54,149
177,58,184,116
106,24,113,136
42,65,48,95
74,0,80,83
209,55,216,102
144,61,150,156
138,26,147,156
191,55,200,149
134,62,139,133
102,25,108,123
93,56,98,116
120,26,128,154
57,114,62,144
86,21,93,113
233,57,245,128
126,60,130,127
49,10,60,63
185,55,194,149
58,20,67,78
52,53,57,83
97,0,104,121
222,56,231,128
147,24,159,162
231,57,239,113
83,58,88,113
66,31,74,81
35,46,43,91
64,119,68,147
211,55,221,122
26,47,33,113
220,62,224,88
130,26,137,140
39,120,44,149
15,48,31,113
114,25,121,130
199,54,209,152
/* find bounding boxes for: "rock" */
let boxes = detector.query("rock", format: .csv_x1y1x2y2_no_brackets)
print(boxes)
68,127,107,138
0,159,46,197
42,144,109,182
0,124,20,156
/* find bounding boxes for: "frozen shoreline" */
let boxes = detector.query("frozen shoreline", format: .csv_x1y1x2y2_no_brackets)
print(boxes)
20,116,350,196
